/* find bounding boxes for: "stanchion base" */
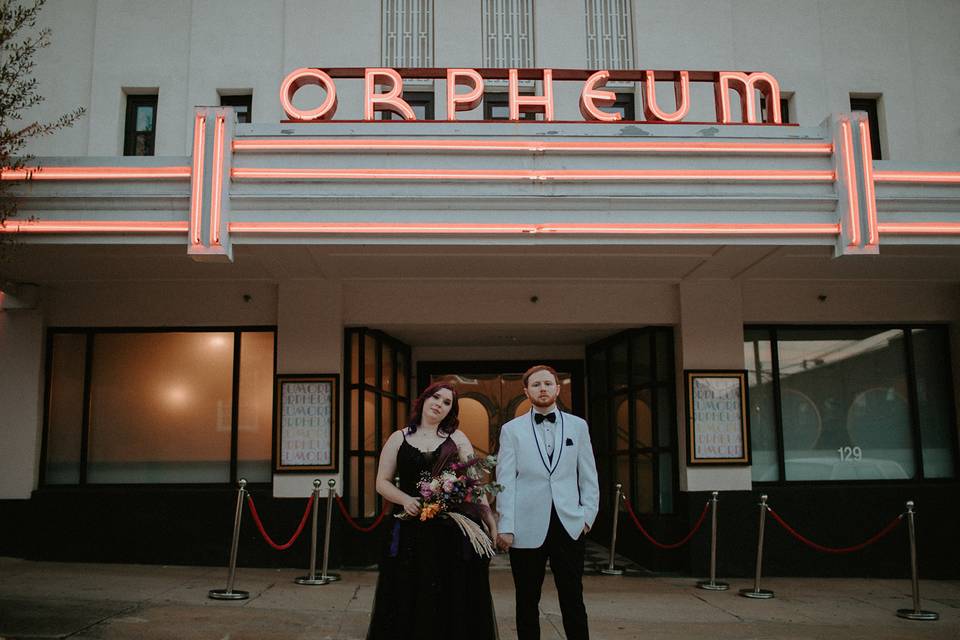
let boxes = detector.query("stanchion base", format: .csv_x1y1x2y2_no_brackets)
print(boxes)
600,566,625,576
208,589,249,600
322,572,342,582
739,588,775,599
295,575,332,585
896,609,939,621
697,580,730,591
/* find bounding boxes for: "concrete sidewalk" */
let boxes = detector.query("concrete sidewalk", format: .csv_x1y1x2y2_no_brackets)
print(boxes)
0,557,957,639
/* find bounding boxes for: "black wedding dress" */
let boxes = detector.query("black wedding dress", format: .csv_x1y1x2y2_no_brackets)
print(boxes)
367,436,499,640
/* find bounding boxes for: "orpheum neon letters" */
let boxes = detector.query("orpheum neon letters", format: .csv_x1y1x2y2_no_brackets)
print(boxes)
279,67,785,125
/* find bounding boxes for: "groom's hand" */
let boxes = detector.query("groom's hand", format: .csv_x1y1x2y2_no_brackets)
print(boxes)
497,533,514,551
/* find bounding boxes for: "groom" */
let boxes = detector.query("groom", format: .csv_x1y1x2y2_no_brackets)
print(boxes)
496,365,599,640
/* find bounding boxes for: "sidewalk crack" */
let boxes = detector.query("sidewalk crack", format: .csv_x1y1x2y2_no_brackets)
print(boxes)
63,602,142,638
692,592,744,622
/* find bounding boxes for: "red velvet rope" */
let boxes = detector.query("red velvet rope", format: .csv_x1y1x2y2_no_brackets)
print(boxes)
766,507,904,554
246,494,315,551
334,494,392,533
623,497,710,550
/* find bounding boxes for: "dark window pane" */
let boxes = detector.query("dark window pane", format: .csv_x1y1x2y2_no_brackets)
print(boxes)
220,94,252,123
45,334,86,484
124,95,157,156
633,452,654,514
850,97,882,159
364,457,377,517
630,333,651,386
613,394,629,451
633,389,653,448
658,452,673,513
744,330,779,481
912,328,956,478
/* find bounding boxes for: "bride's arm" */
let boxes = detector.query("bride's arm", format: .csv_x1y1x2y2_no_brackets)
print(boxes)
451,431,498,539
376,430,421,517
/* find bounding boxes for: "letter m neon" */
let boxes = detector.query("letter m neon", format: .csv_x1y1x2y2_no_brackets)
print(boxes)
715,72,782,124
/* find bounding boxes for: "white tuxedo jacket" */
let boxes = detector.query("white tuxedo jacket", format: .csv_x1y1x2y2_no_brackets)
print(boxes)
496,409,600,548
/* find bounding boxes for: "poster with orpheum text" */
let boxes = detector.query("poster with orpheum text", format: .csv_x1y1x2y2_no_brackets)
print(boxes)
685,371,751,465
275,375,339,472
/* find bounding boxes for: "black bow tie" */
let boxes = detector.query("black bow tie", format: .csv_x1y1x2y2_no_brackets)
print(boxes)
534,412,556,424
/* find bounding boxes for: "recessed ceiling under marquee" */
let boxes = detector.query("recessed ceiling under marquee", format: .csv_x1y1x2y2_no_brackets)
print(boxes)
3,243,960,284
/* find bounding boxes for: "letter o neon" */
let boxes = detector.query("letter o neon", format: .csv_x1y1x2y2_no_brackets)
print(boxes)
280,68,338,121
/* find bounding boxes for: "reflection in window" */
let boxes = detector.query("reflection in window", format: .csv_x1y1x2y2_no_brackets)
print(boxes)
744,332,779,481
87,332,234,483
745,326,955,482
123,94,158,156
43,329,275,485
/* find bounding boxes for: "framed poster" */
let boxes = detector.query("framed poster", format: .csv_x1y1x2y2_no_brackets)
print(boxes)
274,374,339,473
684,370,751,465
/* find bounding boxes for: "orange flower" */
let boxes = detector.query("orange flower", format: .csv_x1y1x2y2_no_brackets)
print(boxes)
419,502,441,521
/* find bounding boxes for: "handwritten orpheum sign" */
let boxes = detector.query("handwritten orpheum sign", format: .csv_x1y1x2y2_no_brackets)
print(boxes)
279,67,784,125
685,370,751,465
275,374,339,473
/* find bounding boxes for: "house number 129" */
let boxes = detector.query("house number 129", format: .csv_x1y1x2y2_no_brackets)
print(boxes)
837,446,863,461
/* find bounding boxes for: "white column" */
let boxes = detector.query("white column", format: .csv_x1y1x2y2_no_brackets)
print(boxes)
677,280,752,492
273,280,343,498
0,309,45,499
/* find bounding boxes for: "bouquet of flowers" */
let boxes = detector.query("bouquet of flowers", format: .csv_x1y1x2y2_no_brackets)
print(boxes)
398,455,503,557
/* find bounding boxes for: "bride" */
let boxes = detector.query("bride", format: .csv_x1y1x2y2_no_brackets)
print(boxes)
367,382,499,640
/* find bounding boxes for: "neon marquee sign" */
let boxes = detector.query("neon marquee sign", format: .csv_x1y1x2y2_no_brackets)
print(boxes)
279,67,785,125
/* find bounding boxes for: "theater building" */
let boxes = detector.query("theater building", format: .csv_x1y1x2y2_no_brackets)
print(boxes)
1,0,958,578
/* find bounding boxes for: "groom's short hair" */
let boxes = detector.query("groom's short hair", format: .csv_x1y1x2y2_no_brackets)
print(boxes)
522,364,559,388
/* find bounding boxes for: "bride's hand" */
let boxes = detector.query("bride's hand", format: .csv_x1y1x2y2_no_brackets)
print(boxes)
402,495,421,517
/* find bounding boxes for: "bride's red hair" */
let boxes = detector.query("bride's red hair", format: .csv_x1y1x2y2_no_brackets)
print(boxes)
405,381,460,435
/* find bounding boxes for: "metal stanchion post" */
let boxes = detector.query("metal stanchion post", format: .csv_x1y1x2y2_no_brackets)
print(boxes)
295,480,326,585
697,491,729,591
896,501,939,621
739,494,774,599
319,479,341,582
601,483,624,575
209,479,250,600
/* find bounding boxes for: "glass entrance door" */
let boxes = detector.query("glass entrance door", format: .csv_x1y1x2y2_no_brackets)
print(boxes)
586,328,678,517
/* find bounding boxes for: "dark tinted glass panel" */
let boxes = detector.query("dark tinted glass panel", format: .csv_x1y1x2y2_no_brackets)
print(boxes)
44,334,86,484
744,330,779,481
912,328,956,478
220,94,252,123
124,95,157,156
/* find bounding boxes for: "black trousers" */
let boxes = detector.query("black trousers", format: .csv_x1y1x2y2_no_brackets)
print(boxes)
508,508,588,640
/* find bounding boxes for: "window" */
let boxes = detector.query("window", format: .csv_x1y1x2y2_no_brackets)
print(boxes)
344,328,412,517
585,0,634,70
123,94,158,156
42,328,275,485
760,95,791,124
483,92,536,120
378,91,435,120
850,96,883,159
220,93,252,124
587,328,677,515
744,326,957,482
382,0,433,67
609,93,635,120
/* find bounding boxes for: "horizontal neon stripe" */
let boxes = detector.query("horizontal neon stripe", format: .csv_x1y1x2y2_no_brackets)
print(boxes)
232,167,835,182
1,166,191,181
229,222,840,235
233,138,833,155
0,220,189,234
